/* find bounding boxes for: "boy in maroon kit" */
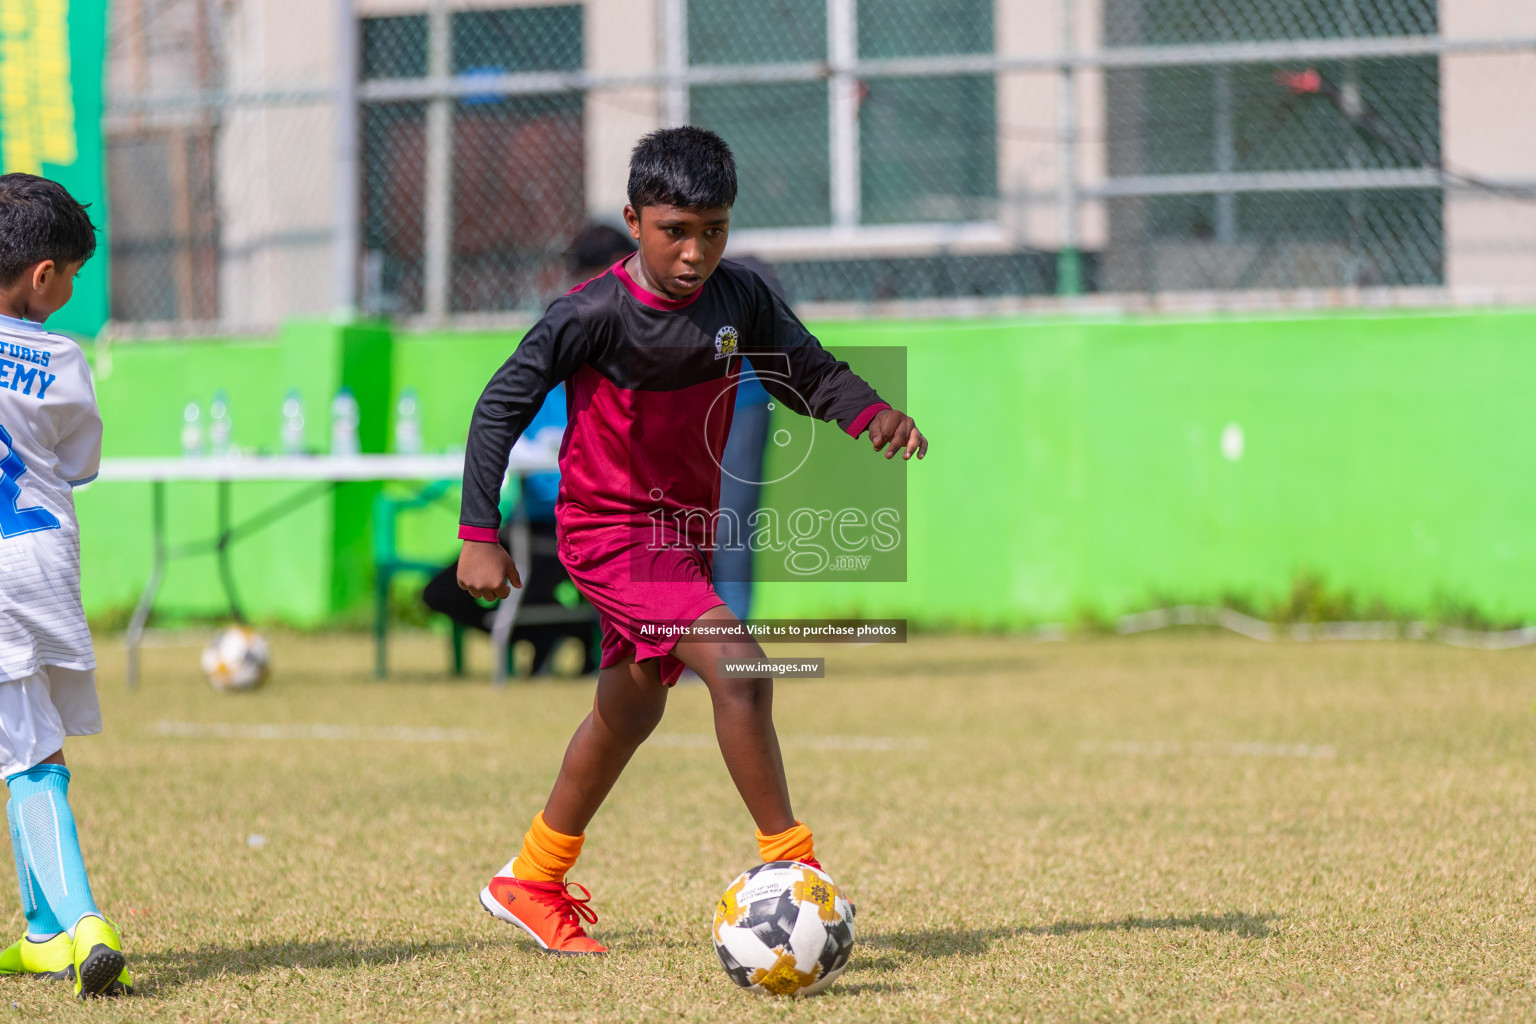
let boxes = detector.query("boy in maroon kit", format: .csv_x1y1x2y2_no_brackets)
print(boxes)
457,127,926,954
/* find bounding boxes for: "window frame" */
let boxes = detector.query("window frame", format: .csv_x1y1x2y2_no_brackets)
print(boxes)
676,0,1005,258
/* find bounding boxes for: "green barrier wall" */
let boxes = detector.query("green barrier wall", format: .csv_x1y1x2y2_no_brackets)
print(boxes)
78,309,1536,629
761,309,1536,627
81,322,392,624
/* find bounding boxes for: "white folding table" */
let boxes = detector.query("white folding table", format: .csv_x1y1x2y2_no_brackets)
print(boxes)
96,449,559,687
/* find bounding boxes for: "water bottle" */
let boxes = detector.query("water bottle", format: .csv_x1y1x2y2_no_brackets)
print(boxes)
280,389,306,455
209,390,232,457
330,386,360,456
180,401,203,458
394,387,422,455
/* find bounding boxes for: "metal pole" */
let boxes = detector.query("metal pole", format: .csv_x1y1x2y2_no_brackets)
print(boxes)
423,0,453,322
1342,0,1364,286
662,0,689,126
125,481,168,689
828,0,860,232
1213,64,1236,245
1056,0,1082,295
215,480,247,623
490,494,531,689
333,0,361,318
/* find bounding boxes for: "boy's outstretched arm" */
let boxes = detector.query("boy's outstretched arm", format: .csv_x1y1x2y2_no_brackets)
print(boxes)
748,279,928,457
456,303,593,600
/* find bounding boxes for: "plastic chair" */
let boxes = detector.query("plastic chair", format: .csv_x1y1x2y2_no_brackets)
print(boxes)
373,477,599,683
486,499,601,686
372,479,464,679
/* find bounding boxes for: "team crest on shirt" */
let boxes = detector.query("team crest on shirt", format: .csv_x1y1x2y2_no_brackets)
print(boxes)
714,325,739,360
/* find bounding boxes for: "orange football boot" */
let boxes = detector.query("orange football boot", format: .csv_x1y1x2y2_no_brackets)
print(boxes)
479,877,607,954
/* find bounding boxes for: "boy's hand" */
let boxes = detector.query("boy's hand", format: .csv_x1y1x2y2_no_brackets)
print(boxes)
457,540,522,600
868,408,928,461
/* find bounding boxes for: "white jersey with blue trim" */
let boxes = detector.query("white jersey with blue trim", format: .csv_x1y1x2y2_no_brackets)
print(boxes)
0,314,101,682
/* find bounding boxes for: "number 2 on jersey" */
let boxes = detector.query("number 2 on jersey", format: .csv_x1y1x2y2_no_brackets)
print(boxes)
0,423,61,538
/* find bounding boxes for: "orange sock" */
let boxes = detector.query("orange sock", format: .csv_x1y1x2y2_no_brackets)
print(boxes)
509,811,584,883
757,820,814,864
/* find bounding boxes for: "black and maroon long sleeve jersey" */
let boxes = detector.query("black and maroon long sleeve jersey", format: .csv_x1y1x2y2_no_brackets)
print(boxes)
457,258,889,542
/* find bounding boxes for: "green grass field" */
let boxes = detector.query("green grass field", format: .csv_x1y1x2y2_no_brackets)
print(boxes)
10,631,1535,1022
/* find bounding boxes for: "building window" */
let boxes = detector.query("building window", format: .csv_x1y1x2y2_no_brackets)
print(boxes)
861,75,996,225
452,7,583,74
1104,0,1437,45
688,0,830,230
361,15,427,79
691,82,831,229
105,0,223,323
688,0,996,232
859,0,995,225
361,101,429,315
1102,0,1443,290
689,0,825,65
857,0,992,57
360,5,585,316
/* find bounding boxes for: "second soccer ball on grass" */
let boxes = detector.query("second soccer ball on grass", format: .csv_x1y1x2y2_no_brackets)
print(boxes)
201,625,270,691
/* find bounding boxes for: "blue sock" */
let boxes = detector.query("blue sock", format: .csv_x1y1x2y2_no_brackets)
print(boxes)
6,798,62,940
5,765,100,938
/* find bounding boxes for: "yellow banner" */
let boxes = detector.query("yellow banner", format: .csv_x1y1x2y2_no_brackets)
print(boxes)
0,0,77,174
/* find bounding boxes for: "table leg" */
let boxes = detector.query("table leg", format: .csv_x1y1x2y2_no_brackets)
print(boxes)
374,568,391,680
125,481,168,689
489,502,531,688
216,479,246,623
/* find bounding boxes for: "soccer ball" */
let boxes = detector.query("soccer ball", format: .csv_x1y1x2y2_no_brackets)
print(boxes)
712,861,855,996
201,625,270,691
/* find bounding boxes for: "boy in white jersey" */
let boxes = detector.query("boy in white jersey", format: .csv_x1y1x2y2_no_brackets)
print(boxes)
0,173,129,997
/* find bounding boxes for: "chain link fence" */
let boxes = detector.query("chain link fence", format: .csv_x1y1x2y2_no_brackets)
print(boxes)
358,6,588,319
103,0,1536,332
1099,0,1445,292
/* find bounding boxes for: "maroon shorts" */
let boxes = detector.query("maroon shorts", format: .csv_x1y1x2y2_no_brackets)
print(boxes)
558,521,724,686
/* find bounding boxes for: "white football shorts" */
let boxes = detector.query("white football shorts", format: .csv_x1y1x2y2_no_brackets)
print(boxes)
0,666,102,779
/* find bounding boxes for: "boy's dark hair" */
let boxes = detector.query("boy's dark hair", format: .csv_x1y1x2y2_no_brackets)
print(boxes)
0,173,97,287
627,127,737,212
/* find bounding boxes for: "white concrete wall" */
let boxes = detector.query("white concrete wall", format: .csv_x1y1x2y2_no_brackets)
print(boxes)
210,0,1536,316
219,0,657,325
1440,0,1536,296
583,0,661,224
217,0,338,324
996,0,1105,253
